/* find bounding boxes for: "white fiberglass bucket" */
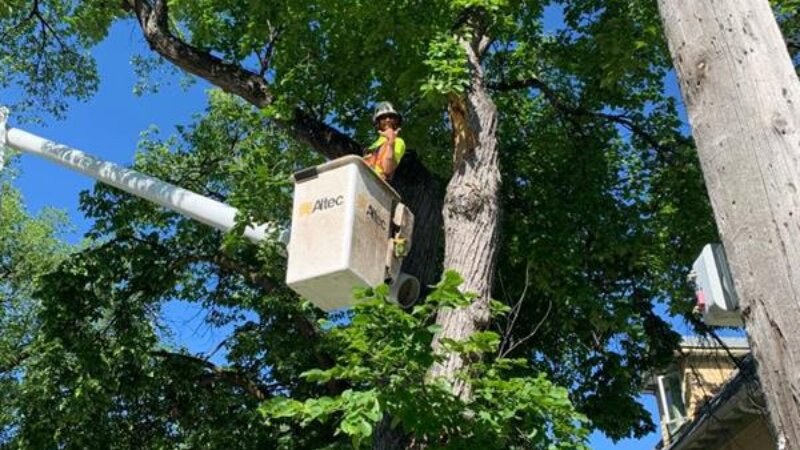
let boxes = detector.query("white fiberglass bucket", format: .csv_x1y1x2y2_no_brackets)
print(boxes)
285,155,402,311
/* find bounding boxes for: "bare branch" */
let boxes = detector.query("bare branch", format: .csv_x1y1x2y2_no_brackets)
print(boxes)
258,24,283,77
500,299,552,358
498,261,532,357
499,261,531,353
205,337,231,361
31,4,71,51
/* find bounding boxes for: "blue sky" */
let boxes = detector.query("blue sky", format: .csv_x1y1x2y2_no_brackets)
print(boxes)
6,23,240,361
0,15,712,450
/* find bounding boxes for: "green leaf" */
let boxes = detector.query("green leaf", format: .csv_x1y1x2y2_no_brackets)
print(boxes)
426,324,443,334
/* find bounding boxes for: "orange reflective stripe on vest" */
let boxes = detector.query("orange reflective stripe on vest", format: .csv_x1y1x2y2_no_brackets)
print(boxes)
365,137,406,178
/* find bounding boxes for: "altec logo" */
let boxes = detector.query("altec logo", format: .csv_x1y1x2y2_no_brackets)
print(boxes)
299,195,344,217
366,204,387,231
358,195,387,231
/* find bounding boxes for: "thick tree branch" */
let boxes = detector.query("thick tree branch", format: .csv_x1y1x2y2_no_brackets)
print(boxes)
477,35,494,58
152,350,274,400
124,0,360,159
128,0,272,108
291,107,362,158
451,6,494,59
488,77,674,153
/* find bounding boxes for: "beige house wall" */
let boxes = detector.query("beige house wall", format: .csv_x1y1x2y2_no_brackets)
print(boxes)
679,354,738,419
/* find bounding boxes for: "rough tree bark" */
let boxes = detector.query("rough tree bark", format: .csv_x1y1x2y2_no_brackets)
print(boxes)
657,1,800,448
428,35,501,399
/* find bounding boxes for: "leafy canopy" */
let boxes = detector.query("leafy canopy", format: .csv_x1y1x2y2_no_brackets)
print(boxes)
5,0,799,446
261,272,589,449
1,165,72,443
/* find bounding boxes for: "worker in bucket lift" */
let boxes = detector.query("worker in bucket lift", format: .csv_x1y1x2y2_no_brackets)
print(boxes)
363,102,406,181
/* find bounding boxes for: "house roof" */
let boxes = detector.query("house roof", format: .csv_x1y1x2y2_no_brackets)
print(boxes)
656,354,767,450
642,336,750,394
679,336,749,351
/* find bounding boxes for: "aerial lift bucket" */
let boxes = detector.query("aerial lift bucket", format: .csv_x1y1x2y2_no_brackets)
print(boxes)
285,155,419,310
1,107,418,312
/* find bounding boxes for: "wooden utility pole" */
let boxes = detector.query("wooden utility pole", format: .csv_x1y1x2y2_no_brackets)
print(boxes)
657,1,800,447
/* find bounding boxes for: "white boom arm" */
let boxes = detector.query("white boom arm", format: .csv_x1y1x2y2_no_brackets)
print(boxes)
0,107,287,245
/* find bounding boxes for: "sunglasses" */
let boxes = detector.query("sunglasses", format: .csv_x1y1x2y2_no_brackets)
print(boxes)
377,117,400,130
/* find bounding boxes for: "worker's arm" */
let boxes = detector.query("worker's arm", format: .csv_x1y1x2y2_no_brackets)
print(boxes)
378,127,401,179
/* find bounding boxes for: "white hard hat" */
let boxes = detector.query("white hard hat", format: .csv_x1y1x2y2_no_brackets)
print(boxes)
372,101,402,124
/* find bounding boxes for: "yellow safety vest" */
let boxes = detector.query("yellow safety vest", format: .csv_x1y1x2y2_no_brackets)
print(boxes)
365,137,406,179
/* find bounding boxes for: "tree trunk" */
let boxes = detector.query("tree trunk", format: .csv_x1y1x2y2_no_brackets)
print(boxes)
429,38,501,399
371,34,501,450
392,153,445,288
657,1,800,447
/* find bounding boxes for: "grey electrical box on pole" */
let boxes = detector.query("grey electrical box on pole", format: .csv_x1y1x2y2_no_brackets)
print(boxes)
690,244,742,327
